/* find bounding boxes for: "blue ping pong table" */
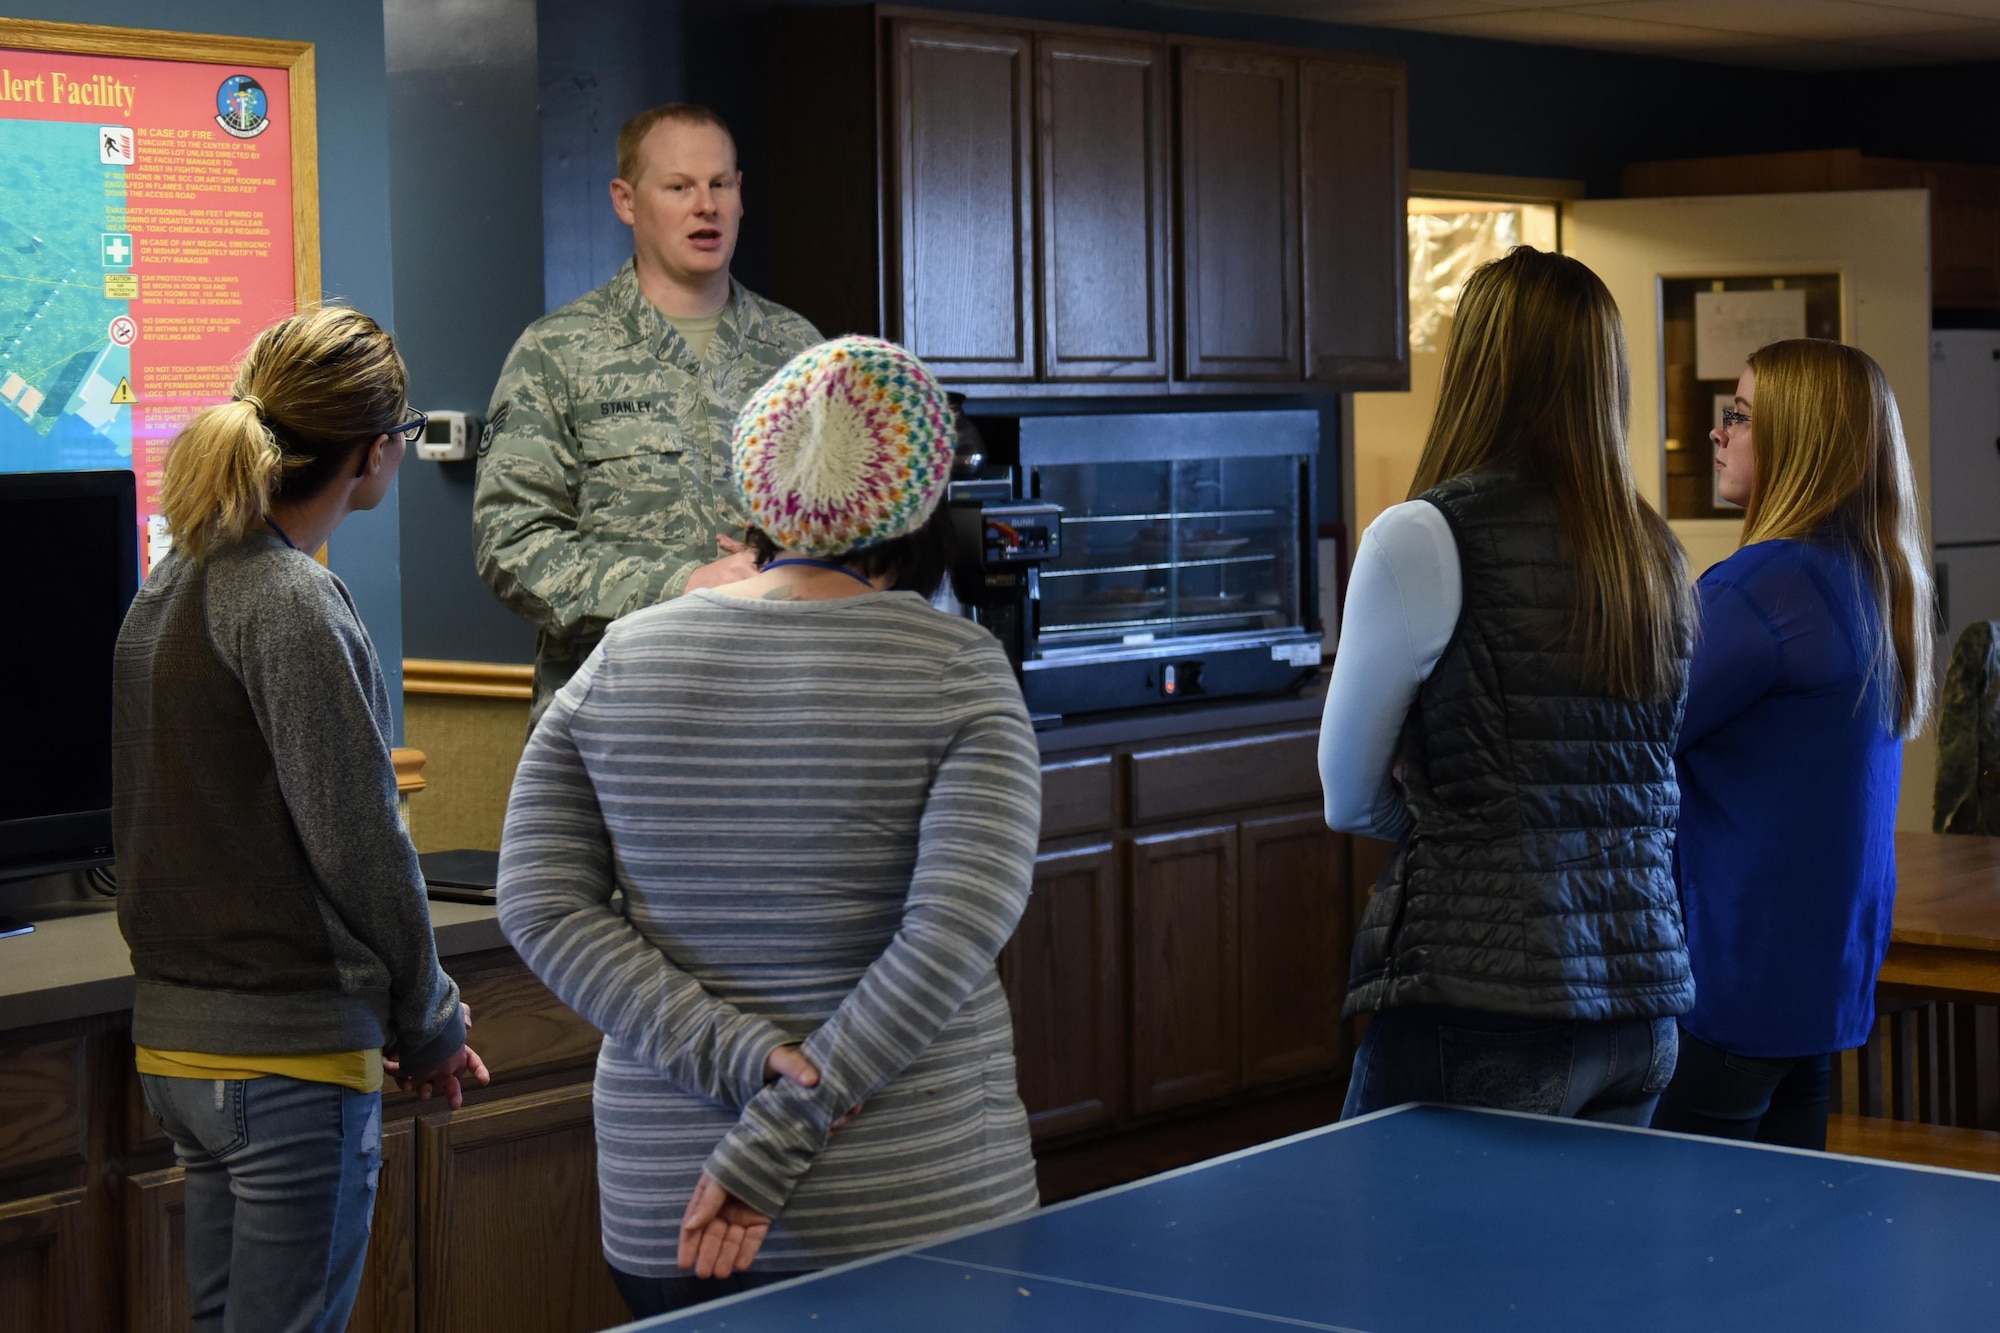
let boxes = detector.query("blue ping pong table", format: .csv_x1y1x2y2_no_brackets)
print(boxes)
624,1103,2000,1332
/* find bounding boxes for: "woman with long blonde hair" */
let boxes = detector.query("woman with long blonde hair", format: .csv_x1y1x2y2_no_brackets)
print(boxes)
114,306,486,1332
1320,246,1695,1123
1651,339,1931,1149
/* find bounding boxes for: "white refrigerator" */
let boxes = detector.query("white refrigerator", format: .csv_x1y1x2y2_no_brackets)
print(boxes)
1931,330,2000,653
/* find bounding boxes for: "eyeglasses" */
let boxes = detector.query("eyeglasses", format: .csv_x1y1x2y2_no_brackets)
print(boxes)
385,411,429,445
1719,408,1752,432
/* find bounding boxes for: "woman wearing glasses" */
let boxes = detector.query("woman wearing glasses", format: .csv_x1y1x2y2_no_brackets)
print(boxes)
1651,340,1932,1149
113,306,486,1333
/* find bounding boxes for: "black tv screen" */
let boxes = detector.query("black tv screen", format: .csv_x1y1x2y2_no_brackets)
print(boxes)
0,470,138,880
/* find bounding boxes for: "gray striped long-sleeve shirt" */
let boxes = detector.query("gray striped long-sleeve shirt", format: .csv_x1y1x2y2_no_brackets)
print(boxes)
496,588,1042,1274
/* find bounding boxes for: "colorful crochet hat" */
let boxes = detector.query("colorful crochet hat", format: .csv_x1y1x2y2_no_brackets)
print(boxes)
732,335,956,556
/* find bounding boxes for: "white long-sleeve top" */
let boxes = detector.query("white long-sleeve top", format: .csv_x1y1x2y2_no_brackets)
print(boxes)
1318,500,1463,842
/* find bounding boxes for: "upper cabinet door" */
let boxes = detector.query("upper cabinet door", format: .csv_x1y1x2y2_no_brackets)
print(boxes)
1301,57,1408,388
890,22,1036,381
1037,35,1170,381
1177,49,1300,382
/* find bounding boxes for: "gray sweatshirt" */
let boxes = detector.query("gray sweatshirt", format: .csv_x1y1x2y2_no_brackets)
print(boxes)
498,589,1042,1274
112,532,463,1073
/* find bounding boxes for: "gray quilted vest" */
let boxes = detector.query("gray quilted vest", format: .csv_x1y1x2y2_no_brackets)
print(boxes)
1344,470,1694,1022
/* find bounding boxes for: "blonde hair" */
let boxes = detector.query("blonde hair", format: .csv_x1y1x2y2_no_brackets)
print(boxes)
1742,339,1934,736
615,102,735,185
160,306,406,561
1409,247,1691,701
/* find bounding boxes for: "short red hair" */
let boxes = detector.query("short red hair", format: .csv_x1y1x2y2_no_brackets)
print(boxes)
615,103,736,184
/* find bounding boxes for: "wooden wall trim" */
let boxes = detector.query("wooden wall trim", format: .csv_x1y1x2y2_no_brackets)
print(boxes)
403,659,534,701
391,748,427,795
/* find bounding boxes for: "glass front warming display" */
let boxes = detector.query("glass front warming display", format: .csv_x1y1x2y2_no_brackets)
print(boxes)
1012,409,1320,719
1034,456,1300,653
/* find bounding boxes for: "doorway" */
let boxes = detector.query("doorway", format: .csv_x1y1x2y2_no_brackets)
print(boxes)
1349,178,1567,542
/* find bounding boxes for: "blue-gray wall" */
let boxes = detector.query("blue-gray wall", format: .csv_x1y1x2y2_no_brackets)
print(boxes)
26,0,411,731
541,0,685,310
385,0,542,664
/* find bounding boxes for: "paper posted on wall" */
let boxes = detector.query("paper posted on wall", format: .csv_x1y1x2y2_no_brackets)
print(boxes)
1694,288,1806,381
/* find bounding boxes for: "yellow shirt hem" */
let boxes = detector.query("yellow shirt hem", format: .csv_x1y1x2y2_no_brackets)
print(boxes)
134,1046,383,1094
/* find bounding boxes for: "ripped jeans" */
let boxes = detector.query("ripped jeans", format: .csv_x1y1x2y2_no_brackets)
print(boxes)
1341,1004,1679,1126
140,1074,383,1333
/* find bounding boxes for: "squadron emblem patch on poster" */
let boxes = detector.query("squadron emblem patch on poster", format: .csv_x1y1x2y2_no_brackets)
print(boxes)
215,75,269,139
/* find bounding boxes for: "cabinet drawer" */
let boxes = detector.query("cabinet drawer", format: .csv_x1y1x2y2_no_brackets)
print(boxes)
1128,729,1319,824
0,1037,86,1176
1041,755,1115,838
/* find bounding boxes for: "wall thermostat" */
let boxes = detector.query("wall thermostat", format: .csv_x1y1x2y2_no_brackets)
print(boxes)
416,410,479,462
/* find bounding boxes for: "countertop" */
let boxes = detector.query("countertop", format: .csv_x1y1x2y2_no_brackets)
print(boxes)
1890,831,2000,953
0,900,505,1036
0,686,1331,1037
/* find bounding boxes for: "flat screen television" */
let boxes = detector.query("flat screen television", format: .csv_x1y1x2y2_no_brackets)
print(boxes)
0,469,138,881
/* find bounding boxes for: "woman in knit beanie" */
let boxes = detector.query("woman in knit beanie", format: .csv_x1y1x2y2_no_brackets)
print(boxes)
496,336,1042,1319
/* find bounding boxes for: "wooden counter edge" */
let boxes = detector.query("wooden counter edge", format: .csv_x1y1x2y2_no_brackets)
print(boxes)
1877,942,2000,1000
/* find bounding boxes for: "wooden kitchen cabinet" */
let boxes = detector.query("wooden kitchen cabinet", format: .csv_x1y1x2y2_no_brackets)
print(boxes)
1176,48,1301,382
1130,824,1243,1115
888,20,1037,381
1005,715,1350,1149
0,1189,87,1333
1301,56,1408,388
1239,813,1349,1088
1001,841,1125,1137
415,1085,627,1333
1036,34,1171,381
770,6,1407,393
124,1167,186,1333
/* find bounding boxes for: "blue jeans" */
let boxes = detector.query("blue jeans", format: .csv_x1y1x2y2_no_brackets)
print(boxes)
1649,1026,1832,1150
1342,1004,1679,1125
140,1074,382,1333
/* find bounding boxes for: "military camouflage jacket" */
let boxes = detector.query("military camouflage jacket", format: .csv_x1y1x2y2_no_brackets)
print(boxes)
473,262,820,718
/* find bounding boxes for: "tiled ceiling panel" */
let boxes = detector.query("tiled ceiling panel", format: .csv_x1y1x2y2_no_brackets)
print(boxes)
1162,0,2000,68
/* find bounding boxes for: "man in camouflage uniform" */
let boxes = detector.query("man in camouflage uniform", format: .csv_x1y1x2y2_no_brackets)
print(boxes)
474,103,820,719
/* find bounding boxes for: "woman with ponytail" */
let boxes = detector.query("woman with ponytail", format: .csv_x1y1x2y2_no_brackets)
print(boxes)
1651,340,1932,1150
113,306,487,1333
1320,247,1695,1124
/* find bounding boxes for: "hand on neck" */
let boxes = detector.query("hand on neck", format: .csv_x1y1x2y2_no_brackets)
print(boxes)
635,255,731,320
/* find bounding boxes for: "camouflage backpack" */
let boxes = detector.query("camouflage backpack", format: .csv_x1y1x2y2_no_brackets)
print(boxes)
1934,620,2000,834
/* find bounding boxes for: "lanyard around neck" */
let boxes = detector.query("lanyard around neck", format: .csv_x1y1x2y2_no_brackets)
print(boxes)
763,557,877,590
264,518,298,550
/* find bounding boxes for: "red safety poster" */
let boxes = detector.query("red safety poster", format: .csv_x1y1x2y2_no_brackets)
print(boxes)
0,47,296,574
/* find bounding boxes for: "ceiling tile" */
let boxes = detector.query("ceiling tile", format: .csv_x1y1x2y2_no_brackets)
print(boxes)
1695,38,1939,67
1835,0,2000,17
1315,0,1585,18
1157,0,2000,65
1572,0,1992,40
1150,0,1630,24
1869,23,2000,53
1397,8,1775,51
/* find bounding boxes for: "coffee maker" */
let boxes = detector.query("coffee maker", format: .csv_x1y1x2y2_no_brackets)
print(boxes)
946,483,1063,672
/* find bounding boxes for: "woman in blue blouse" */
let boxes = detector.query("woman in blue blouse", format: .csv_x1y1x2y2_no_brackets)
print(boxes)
1652,338,1933,1149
